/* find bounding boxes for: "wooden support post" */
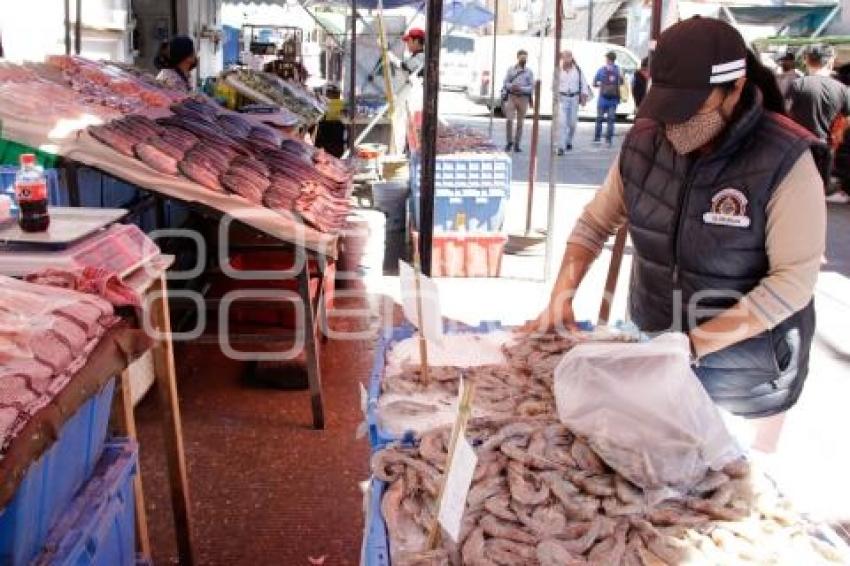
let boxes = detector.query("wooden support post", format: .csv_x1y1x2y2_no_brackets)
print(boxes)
111,370,151,559
597,224,628,326
149,275,196,566
297,248,325,429
412,246,430,384
525,79,542,234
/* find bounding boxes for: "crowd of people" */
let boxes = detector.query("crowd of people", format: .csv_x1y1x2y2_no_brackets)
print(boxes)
498,34,850,206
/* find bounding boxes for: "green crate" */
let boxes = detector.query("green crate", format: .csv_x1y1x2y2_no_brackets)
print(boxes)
0,138,60,168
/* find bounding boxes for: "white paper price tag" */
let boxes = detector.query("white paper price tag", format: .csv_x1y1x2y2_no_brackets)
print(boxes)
399,260,443,343
437,435,477,542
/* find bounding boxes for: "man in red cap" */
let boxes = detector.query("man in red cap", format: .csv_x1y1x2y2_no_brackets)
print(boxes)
400,27,426,80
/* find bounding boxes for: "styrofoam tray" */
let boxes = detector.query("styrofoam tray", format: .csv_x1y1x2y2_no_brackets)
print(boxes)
0,207,125,249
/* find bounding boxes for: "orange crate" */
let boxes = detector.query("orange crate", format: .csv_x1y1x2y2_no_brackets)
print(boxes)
412,230,506,277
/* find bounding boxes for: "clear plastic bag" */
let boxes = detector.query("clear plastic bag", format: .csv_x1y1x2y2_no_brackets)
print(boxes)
554,332,743,499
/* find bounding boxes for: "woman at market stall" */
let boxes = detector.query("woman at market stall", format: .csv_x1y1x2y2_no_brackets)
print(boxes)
530,17,828,431
155,35,197,93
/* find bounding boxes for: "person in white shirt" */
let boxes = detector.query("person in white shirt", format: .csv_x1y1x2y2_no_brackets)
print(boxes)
557,50,591,154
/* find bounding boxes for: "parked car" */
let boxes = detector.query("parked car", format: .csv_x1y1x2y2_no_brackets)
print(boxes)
440,32,476,91
466,36,640,119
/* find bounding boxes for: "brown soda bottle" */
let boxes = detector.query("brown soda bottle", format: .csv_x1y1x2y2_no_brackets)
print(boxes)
14,153,50,232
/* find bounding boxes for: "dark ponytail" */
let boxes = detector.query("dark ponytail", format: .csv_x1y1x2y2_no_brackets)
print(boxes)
745,49,786,115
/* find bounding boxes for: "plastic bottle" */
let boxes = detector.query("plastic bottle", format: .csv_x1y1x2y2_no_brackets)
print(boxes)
14,153,50,232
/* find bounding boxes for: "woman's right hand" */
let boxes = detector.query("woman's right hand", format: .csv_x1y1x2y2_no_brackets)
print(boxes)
521,298,577,334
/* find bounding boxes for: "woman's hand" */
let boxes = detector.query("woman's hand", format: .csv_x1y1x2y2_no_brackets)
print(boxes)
522,297,577,334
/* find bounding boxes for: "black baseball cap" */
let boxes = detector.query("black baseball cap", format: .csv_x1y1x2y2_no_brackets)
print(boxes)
638,17,747,124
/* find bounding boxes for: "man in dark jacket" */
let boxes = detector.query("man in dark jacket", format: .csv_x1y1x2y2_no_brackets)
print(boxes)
632,57,649,108
789,44,850,202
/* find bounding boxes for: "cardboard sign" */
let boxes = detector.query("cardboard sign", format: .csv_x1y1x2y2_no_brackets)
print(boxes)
399,260,443,343
437,435,477,542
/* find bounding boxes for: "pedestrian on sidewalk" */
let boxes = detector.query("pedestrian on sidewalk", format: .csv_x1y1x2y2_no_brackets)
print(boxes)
593,51,622,145
789,44,850,203
530,17,828,436
632,57,650,109
775,51,801,110
502,49,535,153
557,50,591,155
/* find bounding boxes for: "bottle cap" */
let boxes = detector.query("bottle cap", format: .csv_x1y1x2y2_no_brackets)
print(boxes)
19,154,36,167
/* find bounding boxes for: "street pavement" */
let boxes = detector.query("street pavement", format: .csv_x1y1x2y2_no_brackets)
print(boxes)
402,91,850,528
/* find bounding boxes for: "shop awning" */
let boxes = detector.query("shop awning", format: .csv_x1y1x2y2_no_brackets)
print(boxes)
443,1,495,28
233,0,424,8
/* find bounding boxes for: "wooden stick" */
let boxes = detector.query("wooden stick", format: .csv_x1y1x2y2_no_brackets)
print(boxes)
111,369,151,559
149,275,196,565
598,224,629,326
413,245,430,385
427,376,476,549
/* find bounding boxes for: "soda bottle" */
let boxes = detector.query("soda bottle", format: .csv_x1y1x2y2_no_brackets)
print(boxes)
14,153,50,232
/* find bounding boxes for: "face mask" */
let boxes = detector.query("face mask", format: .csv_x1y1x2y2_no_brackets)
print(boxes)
665,109,725,155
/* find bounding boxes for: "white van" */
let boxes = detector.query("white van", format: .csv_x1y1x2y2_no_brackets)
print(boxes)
440,32,476,91
466,36,640,119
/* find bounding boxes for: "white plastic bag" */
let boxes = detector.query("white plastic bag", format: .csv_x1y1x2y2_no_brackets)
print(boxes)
554,332,742,499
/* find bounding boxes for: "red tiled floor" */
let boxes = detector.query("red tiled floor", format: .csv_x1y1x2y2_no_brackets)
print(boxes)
135,298,378,565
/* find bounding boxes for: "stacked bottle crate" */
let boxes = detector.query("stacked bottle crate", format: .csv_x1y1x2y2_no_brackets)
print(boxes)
410,152,511,277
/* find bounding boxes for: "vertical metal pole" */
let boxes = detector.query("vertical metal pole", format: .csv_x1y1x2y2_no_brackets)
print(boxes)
418,0,445,276
74,0,82,54
64,0,71,55
543,0,563,281
488,0,500,139
348,0,358,155
587,0,594,40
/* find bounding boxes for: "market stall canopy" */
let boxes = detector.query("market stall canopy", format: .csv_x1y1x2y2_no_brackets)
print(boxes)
443,1,495,27
563,0,626,40
239,0,424,9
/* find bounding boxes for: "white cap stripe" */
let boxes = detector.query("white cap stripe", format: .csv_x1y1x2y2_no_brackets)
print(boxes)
710,69,745,83
711,59,746,74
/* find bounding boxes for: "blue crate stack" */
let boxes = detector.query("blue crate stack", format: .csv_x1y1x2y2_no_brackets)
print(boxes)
409,153,512,233
0,377,139,566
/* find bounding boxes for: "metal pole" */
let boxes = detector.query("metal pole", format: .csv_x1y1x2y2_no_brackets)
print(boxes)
74,0,82,54
348,0,358,155
418,0,445,276
64,0,71,55
651,0,663,41
525,79,542,233
587,0,594,41
488,0,500,139
543,0,563,281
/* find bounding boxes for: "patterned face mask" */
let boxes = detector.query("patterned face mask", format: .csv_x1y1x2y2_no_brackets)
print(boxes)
665,110,726,155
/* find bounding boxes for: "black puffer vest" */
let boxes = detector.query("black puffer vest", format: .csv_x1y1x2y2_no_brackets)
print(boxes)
620,87,824,418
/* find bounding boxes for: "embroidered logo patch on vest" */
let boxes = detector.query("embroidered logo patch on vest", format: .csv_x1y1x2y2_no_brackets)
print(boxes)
703,187,751,228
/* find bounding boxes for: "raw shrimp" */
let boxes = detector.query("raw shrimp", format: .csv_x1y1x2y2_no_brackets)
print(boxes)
507,461,551,506
571,438,608,474
479,515,536,544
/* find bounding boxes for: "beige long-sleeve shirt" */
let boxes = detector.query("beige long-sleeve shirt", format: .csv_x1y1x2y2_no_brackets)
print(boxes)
568,151,826,330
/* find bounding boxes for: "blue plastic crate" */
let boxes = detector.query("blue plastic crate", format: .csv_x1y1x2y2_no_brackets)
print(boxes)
366,321,503,451
33,439,138,566
0,166,67,208
410,154,512,232
0,378,116,566
363,478,390,566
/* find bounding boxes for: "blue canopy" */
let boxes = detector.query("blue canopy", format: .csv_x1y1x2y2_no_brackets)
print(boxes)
443,1,494,27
